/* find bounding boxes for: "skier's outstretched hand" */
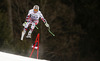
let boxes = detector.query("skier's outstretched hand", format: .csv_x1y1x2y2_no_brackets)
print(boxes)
22,22,27,27
45,22,49,28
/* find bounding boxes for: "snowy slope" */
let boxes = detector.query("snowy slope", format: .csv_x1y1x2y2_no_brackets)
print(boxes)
0,51,48,61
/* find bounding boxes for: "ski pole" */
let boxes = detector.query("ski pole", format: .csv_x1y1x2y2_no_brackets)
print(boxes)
48,27,55,36
35,26,39,29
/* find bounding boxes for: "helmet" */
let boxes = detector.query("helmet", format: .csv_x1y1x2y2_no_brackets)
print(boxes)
33,5,39,13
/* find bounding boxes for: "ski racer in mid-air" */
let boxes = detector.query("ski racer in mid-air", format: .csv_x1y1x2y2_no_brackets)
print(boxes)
21,5,49,40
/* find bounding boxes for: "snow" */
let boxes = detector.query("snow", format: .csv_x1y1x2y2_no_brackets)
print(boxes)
0,51,48,61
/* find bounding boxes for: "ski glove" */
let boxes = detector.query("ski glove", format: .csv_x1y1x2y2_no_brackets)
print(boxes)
45,22,49,27
22,22,27,26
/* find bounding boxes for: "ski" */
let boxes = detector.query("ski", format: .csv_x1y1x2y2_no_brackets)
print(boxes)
48,27,55,36
21,30,26,40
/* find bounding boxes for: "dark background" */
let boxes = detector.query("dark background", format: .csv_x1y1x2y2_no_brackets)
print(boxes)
0,0,100,61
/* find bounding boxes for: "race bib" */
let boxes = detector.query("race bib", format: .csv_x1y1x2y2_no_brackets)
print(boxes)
31,14,38,20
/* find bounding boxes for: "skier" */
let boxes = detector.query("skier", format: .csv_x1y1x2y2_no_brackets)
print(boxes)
21,5,49,40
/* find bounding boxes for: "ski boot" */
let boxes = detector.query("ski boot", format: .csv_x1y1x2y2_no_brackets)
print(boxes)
26,30,32,38
26,34,31,38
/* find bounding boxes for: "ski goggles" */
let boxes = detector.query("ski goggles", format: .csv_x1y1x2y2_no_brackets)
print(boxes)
34,9,38,12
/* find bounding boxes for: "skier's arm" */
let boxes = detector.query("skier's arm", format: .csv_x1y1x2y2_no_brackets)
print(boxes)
39,11,49,27
25,10,31,22
40,12,47,23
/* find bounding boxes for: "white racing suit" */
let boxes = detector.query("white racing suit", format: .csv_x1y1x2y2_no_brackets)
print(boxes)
21,9,48,40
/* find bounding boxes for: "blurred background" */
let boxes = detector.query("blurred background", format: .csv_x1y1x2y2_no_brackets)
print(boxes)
0,0,100,61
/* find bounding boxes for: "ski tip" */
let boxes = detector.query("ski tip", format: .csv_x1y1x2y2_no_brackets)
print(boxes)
21,38,23,41
21,39,23,41
53,34,55,36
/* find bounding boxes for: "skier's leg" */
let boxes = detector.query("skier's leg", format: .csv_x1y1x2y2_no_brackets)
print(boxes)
26,21,39,38
21,22,30,40
26,23,35,38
